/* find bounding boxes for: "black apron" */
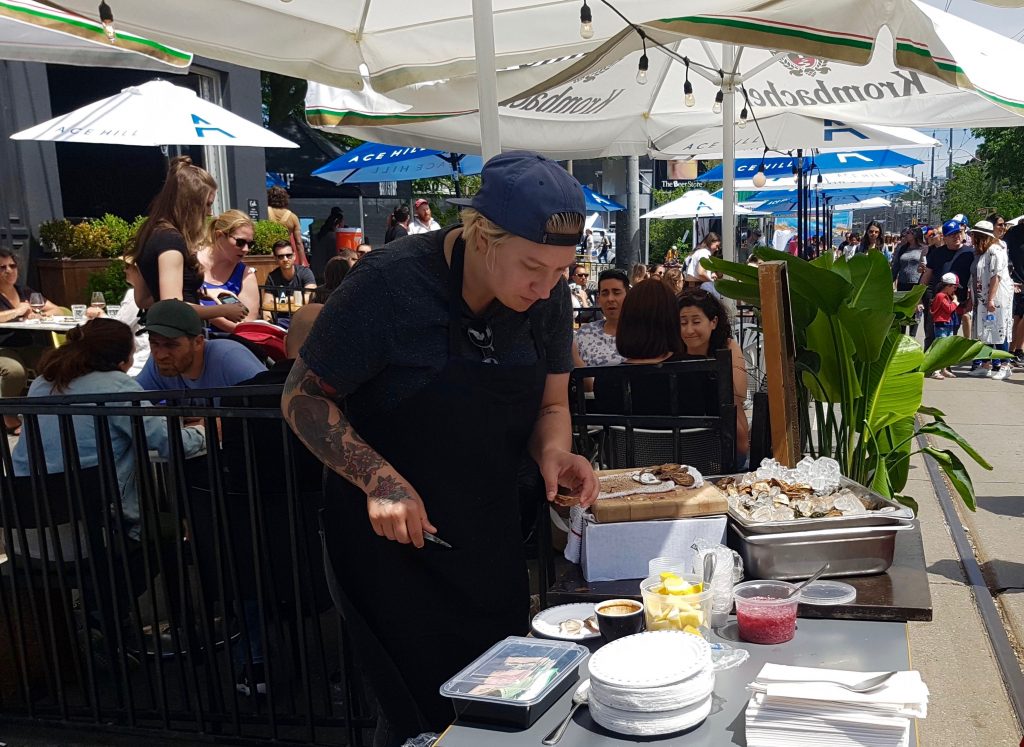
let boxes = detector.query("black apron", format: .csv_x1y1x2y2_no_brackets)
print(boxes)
322,236,548,735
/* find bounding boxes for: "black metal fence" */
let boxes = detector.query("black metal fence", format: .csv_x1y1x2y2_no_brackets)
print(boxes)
0,386,372,745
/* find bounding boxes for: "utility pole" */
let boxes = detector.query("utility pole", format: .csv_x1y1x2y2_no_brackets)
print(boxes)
947,128,954,180
929,130,936,225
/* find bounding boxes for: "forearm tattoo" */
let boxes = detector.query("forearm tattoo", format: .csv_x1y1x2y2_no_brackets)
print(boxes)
368,474,411,505
282,360,388,491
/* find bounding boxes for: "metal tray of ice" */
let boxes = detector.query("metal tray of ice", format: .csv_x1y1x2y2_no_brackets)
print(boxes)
712,474,915,535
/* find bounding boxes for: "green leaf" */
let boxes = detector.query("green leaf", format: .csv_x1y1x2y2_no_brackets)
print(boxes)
881,418,915,493
917,421,993,470
864,332,925,432
713,279,762,306
921,335,988,373
837,304,893,363
704,256,759,282
892,494,920,514
923,446,977,511
917,405,946,418
893,285,926,319
846,252,895,313
752,249,853,314
803,310,861,402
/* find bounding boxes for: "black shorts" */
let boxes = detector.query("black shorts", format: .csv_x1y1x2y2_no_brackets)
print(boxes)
1014,291,1024,318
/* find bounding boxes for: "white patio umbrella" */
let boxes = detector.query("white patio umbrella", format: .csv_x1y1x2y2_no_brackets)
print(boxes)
51,0,1024,159
305,83,939,160
642,190,757,221
10,80,297,148
830,197,894,212
0,0,191,70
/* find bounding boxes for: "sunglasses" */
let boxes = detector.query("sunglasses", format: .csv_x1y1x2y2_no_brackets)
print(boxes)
466,320,499,364
231,237,256,250
0,264,16,271
276,253,294,260
575,273,589,279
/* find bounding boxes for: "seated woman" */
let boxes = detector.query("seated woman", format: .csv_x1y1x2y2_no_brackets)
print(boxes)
12,318,206,539
0,247,62,434
198,210,260,333
677,288,750,462
591,281,749,465
311,253,354,304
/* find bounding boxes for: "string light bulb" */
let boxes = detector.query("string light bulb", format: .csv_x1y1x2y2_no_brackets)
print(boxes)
752,151,768,188
579,1,594,39
738,104,748,128
713,90,723,115
636,52,649,85
98,0,116,42
683,61,695,107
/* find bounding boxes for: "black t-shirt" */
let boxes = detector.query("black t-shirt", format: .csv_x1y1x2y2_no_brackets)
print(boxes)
926,244,974,299
267,265,316,291
384,223,408,244
591,354,719,417
301,226,573,418
136,228,203,304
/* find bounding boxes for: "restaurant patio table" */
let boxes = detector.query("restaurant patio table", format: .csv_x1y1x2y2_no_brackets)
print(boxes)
0,318,80,333
435,617,916,746
546,521,932,623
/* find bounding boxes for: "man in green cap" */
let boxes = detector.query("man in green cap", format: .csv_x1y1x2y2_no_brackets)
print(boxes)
135,299,266,392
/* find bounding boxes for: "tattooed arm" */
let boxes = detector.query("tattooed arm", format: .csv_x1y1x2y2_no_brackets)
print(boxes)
282,356,437,547
528,372,599,508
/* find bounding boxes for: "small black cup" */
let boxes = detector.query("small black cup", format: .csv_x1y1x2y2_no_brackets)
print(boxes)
594,599,645,642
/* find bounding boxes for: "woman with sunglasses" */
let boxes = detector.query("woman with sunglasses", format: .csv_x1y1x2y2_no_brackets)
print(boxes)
128,156,247,327
283,152,598,742
197,210,259,333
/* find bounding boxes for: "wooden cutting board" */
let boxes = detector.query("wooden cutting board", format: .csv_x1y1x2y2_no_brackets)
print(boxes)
589,468,729,523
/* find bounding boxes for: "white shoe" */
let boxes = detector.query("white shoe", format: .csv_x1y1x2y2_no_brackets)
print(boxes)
930,371,945,380
993,368,1011,381
969,368,993,378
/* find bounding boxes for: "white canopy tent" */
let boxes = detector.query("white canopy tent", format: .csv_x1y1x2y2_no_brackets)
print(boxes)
642,190,758,221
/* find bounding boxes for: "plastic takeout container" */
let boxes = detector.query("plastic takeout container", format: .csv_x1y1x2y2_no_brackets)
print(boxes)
440,636,588,728
733,580,799,645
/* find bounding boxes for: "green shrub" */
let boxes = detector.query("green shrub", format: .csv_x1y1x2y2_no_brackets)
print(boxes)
252,220,290,255
37,215,146,259
85,260,129,306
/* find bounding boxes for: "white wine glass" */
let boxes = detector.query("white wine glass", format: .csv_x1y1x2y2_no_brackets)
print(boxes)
29,292,44,316
90,291,106,314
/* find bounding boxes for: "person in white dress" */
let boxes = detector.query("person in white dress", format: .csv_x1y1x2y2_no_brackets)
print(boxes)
968,220,1014,380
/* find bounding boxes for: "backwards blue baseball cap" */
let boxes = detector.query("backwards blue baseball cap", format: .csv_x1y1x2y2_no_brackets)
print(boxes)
470,151,585,246
942,219,962,237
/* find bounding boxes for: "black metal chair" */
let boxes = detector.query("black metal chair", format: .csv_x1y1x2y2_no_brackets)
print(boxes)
570,351,739,474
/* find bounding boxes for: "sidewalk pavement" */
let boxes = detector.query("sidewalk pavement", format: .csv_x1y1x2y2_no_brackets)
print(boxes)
907,361,1024,744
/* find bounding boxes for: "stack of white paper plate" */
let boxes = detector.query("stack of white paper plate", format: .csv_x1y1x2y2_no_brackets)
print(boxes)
588,631,714,736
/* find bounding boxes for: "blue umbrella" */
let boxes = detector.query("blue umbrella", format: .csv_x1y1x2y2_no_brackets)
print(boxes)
701,150,923,181
748,185,909,213
582,186,625,213
312,141,482,184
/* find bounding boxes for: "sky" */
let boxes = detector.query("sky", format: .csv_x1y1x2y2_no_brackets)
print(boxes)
902,1,1024,169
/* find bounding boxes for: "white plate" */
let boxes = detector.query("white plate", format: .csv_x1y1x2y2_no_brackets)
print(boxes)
531,603,599,641
590,692,712,735
588,630,711,689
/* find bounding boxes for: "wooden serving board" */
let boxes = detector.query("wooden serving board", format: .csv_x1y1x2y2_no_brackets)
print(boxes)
589,468,729,523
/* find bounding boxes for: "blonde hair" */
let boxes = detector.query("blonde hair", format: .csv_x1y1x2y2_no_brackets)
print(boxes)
461,207,585,256
130,156,216,264
208,209,253,246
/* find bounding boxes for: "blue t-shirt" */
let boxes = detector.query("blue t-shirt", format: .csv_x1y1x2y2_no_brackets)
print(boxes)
135,338,266,394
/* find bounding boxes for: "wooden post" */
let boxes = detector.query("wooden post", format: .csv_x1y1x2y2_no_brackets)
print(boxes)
758,261,801,467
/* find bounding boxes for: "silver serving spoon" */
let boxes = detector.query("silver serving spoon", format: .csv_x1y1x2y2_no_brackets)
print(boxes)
542,678,590,745
783,562,831,599
758,670,899,693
